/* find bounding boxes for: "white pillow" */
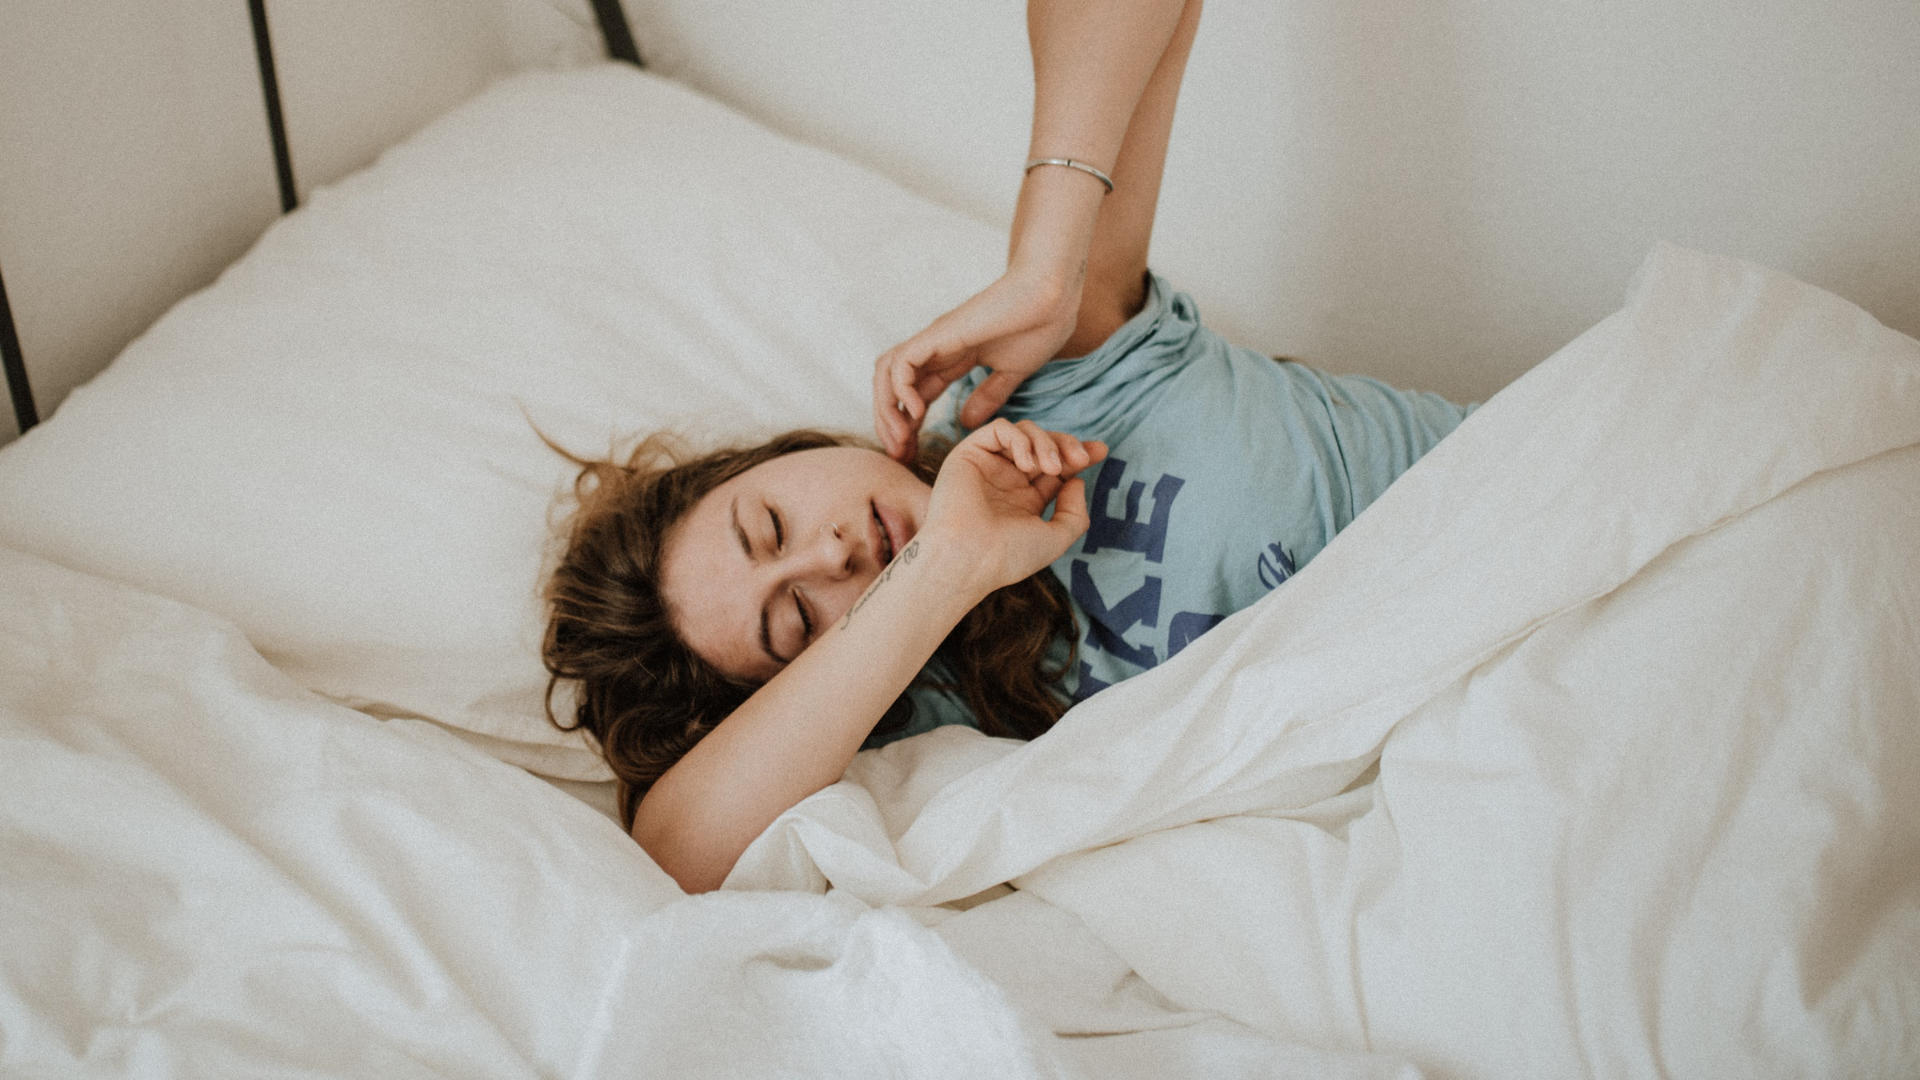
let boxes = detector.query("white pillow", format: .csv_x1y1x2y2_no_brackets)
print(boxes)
0,64,1003,779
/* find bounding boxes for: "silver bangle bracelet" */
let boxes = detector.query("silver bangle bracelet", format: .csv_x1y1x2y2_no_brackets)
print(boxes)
1024,157,1114,194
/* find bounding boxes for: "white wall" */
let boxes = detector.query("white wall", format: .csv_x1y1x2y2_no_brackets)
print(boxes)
4,0,1914,446
627,0,1920,404
269,0,597,199
0,0,282,444
0,0,601,445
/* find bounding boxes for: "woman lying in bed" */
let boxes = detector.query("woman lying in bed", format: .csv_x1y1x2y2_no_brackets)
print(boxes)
543,0,1471,893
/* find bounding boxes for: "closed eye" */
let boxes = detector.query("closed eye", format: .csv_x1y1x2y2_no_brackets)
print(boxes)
794,588,814,642
769,506,784,551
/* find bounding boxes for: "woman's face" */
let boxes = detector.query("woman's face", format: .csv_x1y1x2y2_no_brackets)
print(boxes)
660,446,931,683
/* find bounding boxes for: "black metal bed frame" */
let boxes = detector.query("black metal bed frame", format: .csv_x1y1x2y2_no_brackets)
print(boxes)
0,0,643,437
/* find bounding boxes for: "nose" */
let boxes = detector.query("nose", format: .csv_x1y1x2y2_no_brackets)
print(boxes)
788,520,858,582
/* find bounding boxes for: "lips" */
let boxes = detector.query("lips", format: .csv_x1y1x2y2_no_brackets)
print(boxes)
870,501,893,564
871,500,907,564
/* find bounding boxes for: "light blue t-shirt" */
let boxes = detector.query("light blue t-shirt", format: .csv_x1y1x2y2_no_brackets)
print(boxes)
872,273,1471,745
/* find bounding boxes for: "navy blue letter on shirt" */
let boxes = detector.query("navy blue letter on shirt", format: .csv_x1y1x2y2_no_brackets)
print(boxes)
1069,560,1160,668
1082,457,1184,563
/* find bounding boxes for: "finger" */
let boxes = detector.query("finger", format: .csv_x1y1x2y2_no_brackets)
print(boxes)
975,418,1037,474
1044,431,1083,472
891,355,925,427
913,369,950,409
920,346,981,385
1003,421,1037,473
881,343,959,458
878,396,914,460
876,326,952,411
1017,421,1061,474
873,396,903,460
913,345,998,424
897,404,925,461
873,351,911,457
1049,476,1091,540
957,369,1028,430
871,354,893,454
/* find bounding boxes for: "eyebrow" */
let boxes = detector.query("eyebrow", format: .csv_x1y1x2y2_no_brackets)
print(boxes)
733,495,786,667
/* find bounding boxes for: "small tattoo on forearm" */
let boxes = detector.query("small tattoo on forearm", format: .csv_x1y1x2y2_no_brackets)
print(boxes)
841,538,920,629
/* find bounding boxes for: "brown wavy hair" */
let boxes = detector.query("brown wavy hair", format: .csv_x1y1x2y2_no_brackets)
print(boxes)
541,429,1078,828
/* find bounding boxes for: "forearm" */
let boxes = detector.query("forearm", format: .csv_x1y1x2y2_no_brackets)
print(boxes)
869,3,1199,449
631,537,982,893
1026,0,1189,177
1014,0,1198,354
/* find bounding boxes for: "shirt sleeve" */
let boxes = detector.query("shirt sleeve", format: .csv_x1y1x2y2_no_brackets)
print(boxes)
942,273,1202,447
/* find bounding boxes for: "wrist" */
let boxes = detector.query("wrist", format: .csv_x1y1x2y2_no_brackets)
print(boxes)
1008,164,1103,282
1024,156,1113,194
905,528,1006,607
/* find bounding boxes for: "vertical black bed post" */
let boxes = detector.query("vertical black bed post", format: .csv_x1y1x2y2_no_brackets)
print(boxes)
589,0,644,66
0,263,35,434
248,0,299,213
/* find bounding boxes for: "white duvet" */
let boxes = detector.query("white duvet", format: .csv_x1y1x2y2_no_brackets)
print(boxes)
3,245,1917,1078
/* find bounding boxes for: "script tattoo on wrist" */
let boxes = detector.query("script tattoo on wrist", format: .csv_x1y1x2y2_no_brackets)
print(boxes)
841,538,920,629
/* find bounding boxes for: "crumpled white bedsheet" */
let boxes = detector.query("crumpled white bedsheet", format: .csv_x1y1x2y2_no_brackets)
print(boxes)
2,244,1915,1079
1,543,1410,1077
729,244,1920,1076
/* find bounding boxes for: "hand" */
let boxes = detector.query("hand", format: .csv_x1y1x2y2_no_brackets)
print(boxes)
873,262,1084,461
920,420,1108,596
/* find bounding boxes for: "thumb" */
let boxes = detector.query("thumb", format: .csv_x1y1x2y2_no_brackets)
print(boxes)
957,370,1027,429
1048,476,1091,542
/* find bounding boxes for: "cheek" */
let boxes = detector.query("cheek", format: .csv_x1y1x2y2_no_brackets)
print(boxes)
673,590,760,682
888,462,934,507
658,525,745,671
818,576,871,624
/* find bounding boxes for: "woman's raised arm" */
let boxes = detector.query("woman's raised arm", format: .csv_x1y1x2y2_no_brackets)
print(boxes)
875,0,1202,459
